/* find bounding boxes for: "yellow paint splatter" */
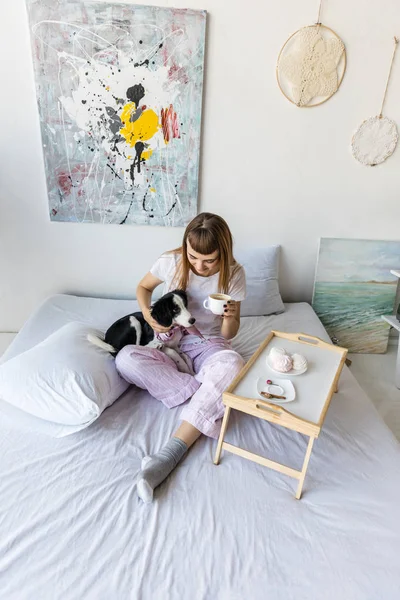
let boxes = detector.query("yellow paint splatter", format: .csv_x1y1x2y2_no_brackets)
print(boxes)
120,103,160,147
149,187,156,193
141,149,153,161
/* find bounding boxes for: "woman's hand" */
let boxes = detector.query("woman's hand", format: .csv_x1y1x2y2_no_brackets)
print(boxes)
137,274,172,334
222,300,240,321
221,300,241,340
143,308,172,334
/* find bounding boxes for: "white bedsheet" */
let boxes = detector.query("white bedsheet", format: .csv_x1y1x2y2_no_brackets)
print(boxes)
1,295,399,600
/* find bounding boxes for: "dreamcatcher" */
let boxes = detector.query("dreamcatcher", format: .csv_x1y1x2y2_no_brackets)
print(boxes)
351,37,399,166
276,0,346,107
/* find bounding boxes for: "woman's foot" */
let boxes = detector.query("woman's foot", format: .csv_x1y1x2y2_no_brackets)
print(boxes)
137,437,188,503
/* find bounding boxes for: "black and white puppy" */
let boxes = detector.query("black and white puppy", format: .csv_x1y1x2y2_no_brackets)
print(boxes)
88,290,196,373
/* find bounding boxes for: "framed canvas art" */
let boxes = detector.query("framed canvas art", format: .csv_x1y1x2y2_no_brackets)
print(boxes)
312,238,399,353
26,0,206,226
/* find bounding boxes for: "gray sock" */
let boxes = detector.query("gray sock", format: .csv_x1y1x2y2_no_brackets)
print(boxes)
137,437,188,503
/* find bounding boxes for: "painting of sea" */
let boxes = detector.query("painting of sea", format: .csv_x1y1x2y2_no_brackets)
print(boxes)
312,238,399,353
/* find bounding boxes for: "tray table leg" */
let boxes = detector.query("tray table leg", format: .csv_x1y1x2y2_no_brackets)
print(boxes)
214,406,231,465
295,436,315,500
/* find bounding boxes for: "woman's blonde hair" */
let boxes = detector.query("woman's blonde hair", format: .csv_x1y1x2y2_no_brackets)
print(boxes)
171,212,238,293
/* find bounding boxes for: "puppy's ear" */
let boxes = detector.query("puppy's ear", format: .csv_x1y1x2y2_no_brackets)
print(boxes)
150,299,174,327
171,289,188,307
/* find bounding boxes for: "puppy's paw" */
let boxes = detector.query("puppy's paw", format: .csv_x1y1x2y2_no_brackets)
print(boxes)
175,358,193,374
146,339,163,350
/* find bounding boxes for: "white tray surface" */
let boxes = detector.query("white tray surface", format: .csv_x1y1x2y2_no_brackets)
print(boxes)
232,336,342,424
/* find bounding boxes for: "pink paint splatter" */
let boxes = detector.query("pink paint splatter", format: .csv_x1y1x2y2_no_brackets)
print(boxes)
57,165,88,197
168,63,189,85
57,172,73,196
161,105,180,143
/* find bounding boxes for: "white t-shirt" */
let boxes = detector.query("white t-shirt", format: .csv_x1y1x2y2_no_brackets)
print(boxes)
150,253,246,340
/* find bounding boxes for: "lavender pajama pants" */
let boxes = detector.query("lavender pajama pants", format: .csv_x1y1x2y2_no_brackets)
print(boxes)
115,338,245,439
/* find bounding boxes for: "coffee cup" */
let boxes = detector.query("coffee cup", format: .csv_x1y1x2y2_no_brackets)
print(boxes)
203,293,231,315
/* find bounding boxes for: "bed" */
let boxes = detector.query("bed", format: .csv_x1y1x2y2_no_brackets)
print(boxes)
1,294,399,600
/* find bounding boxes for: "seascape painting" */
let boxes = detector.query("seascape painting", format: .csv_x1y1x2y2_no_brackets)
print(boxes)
312,238,400,353
26,0,206,226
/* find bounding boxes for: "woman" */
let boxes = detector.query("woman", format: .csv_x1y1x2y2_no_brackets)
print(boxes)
116,213,246,502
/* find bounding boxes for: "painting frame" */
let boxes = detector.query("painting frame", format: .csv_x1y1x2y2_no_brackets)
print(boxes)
312,237,399,353
26,0,207,227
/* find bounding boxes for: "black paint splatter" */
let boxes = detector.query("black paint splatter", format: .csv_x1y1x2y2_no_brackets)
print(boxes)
106,163,122,180
120,193,135,225
126,84,145,107
129,141,145,185
130,43,163,66
142,187,150,212
121,141,146,224
165,186,178,216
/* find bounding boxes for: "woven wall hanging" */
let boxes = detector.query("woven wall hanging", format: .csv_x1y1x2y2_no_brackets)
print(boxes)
276,1,346,107
351,37,399,166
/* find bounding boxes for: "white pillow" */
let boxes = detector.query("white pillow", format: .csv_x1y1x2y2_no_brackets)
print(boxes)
236,246,285,316
0,322,129,437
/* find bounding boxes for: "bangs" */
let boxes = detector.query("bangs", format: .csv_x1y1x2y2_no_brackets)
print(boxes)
188,229,218,256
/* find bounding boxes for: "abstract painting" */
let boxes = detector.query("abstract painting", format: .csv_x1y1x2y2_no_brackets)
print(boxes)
26,0,206,226
312,238,399,353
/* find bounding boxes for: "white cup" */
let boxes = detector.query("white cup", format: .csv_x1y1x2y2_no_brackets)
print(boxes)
203,293,231,315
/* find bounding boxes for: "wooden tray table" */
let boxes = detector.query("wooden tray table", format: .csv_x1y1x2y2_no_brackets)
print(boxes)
214,331,348,499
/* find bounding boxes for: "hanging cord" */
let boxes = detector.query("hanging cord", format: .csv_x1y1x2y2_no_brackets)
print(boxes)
379,36,399,118
316,0,323,25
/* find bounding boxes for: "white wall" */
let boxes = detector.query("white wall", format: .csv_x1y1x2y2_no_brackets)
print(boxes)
1,0,400,331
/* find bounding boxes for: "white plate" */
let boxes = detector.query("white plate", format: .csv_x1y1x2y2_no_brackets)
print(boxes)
256,378,296,403
266,357,308,376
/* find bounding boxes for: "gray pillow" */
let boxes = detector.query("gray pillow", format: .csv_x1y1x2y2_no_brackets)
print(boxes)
236,246,285,316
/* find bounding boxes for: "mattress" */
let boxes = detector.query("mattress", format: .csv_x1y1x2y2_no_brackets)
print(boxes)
1,294,399,600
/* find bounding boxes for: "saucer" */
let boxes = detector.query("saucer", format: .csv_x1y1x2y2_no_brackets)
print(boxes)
266,357,308,376
256,378,296,403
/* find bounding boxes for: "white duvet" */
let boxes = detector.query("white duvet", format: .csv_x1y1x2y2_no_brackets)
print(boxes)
0,295,399,600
